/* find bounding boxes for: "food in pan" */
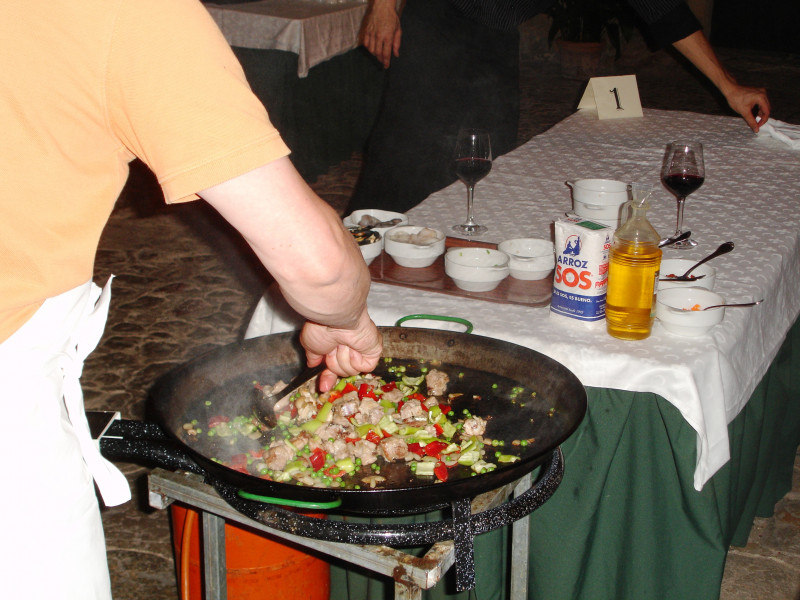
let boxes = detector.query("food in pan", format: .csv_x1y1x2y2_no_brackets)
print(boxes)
181,363,535,491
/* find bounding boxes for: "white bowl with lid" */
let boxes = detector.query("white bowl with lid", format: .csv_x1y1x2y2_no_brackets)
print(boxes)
444,248,510,292
497,238,555,280
567,179,629,228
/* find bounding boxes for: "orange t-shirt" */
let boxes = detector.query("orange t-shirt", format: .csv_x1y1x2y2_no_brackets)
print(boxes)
0,0,290,342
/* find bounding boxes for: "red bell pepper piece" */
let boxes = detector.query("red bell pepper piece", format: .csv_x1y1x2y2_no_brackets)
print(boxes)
434,423,444,437
342,382,359,394
423,440,449,458
365,430,382,446
358,383,377,400
309,447,326,471
434,461,449,482
407,442,424,456
438,404,451,416
407,392,427,403
380,381,397,392
207,415,230,428
229,453,249,473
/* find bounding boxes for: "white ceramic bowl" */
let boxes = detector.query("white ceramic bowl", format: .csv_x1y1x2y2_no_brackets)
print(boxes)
567,179,629,228
656,287,726,337
658,258,717,290
343,209,408,248
444,248,510,292
384,226,445,268
497,238,555,280
358,238,382,265
348,226,382,266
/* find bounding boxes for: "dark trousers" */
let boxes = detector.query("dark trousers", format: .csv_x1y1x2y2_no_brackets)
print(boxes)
347,0,520,214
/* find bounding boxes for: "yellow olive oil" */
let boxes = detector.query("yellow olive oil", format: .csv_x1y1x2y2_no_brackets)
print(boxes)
606,239,661,340
605,184,662,340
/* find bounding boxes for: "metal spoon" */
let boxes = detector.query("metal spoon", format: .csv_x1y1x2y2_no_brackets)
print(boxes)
702,299,763,311
658,230,692,248
660,241,734,282
251,363,325,429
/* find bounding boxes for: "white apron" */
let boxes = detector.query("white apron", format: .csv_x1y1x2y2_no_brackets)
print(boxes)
0,277,130,600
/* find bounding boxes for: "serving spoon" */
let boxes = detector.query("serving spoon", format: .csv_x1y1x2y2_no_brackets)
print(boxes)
251,363,325,429
659,240,734,282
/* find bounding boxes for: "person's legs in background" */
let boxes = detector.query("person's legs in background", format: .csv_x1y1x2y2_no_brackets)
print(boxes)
347,0,520,214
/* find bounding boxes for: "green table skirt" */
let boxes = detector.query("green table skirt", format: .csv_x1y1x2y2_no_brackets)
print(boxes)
329,319,800,599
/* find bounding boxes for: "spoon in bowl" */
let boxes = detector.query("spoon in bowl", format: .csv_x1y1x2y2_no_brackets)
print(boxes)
702,299,763,311
659,241,734,282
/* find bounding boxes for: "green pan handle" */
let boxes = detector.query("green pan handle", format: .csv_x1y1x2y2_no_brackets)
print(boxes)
237,490,342,510
394,314,473,334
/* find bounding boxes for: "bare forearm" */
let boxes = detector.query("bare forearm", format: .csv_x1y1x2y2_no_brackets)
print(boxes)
673,31,770,131
200,157,370,329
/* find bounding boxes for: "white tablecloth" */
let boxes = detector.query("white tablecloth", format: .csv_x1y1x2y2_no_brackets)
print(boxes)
247,108,800,490
204,0,367,76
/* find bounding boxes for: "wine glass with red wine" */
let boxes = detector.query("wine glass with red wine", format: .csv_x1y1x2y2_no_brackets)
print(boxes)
661,141,705,249
453,128,492,235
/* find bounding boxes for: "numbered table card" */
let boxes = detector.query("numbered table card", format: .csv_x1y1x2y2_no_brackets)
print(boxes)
578,75,643,120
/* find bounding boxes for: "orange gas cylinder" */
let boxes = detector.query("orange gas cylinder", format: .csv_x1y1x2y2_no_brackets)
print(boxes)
170,504,330,600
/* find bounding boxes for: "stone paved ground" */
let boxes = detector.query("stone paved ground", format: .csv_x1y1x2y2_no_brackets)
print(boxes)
85,40,800,599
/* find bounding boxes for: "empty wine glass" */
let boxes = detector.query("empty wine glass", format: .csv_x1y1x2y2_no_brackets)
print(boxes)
661,141,705,249
452,128,492,235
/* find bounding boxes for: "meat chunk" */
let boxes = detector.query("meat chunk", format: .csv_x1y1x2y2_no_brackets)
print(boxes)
352,440,378,466
462,415,487,437
322,438,350,461
265,443,295,471
425,369,450,397
378,436,408,461
353,398,384,425
331,394,360,426
316,422,354,442
399,398,425,421
380,388,404,404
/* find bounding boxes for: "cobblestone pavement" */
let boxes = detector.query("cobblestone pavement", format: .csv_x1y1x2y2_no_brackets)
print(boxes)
85,44,800,599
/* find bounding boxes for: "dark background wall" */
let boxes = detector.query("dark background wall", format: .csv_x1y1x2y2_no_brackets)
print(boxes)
711,0,800,54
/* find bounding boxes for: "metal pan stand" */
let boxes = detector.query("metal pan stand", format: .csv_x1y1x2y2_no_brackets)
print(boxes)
147,448,563,599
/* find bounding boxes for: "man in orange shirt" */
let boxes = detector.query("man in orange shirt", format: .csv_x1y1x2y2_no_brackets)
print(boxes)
0,1,381,598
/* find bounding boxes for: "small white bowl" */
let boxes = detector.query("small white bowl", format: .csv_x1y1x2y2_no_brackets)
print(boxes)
659,259,717,290
444,248,510,292
348,227,382,266
497,238,555,280
359,239,382,265
384,226,446,268
343,210,408,248
656,287,726,337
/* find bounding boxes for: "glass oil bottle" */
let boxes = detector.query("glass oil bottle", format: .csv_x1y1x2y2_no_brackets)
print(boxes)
606,183,662,340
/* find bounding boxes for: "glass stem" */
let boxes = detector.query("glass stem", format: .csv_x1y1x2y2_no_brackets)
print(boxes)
674,196,687,236
465,184,477,226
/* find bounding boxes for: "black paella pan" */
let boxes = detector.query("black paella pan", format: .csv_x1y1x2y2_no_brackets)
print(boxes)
105,326,586,515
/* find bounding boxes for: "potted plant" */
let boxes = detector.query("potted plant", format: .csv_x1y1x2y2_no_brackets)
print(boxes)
546,0,636,77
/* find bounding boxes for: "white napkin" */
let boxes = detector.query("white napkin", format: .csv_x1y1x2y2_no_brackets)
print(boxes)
757,119,800,149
